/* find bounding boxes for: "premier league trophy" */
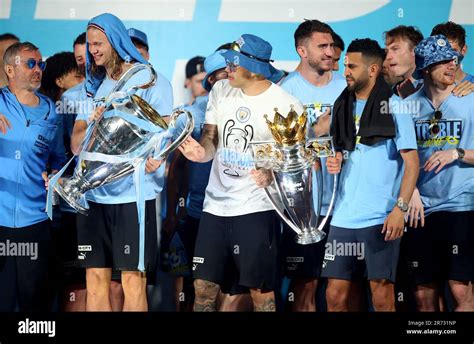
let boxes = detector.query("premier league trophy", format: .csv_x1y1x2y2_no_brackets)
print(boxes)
53,63,194,214
250,105,337,244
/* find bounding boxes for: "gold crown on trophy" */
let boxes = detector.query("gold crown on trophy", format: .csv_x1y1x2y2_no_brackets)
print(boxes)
264,104,307,146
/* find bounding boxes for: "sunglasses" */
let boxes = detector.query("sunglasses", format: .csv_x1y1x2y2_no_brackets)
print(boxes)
429,110,443,137
226,60,240,72
24,58,47,71
230,42,274,63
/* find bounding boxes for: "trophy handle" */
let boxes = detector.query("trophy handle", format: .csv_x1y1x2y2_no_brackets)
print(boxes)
317,173,337,231
263,185,303,236
153,109,194,159
111,63,157,95
91,64,158,106
307,136,339,232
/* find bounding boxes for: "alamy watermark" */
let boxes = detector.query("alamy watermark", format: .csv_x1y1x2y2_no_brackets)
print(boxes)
324,240,365,261
380,99,421,115
18,318,55,338
0,240,38,260
55,99,94,116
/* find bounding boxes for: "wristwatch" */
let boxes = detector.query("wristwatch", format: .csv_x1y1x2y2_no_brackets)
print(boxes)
396,198,409,212
456,148,465,160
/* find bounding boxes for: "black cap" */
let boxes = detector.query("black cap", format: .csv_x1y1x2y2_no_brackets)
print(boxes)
185,56,205,78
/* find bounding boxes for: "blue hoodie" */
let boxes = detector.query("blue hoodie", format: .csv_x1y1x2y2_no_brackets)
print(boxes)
0,87,66,228
85,13,148,98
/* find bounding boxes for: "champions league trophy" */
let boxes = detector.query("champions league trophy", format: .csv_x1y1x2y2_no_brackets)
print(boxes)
250,105,337,244
53,63,194,214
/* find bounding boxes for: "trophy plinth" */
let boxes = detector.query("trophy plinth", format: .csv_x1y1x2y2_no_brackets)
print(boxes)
297,228,326,245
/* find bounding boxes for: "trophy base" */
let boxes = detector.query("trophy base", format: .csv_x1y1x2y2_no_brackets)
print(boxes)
296,229,326,245
54,179,89,216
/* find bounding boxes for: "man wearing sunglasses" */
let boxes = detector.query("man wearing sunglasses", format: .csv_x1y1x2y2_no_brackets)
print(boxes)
179,34,303,311
0,41,66,311
165,49,252,312
403,35,474,311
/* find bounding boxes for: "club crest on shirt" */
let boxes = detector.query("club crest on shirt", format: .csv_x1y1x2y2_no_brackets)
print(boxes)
236,106,251,123
34,134,49,151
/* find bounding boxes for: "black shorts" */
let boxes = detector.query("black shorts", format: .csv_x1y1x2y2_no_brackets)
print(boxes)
57,211,85,285
178,215,200,265
321,225,400,283
281,216,331,279
167,215,249,297
0,221,51,311
403,210,474,284
167,215,201,277
192,210,281,291
77,200,158,272
54,212,121,285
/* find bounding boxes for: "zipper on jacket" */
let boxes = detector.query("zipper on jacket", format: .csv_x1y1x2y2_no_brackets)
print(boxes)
14,126,28,228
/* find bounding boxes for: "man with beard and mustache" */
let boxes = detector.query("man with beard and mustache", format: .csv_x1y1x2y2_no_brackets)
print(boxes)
403,35,474,311
279,19,346,312
322,38,419,311
0,42,66,311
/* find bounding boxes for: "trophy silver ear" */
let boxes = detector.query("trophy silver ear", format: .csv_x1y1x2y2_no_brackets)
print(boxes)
111,63,157,95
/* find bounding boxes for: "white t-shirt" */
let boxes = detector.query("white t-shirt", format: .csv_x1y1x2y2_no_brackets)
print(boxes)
203,79,304,217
